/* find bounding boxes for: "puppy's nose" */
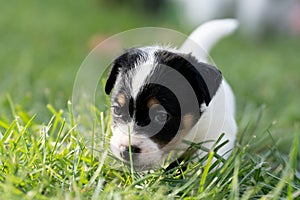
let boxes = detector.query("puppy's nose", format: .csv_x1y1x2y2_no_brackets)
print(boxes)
120,145,141,161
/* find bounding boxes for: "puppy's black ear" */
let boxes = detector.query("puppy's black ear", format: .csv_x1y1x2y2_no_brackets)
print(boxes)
155,51,222,106
105,48,146,95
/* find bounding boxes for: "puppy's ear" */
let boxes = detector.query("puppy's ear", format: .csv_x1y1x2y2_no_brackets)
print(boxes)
155,51,222,106
105,48,145,94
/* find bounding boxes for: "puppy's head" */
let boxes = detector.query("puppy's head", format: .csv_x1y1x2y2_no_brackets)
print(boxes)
105,47,222,170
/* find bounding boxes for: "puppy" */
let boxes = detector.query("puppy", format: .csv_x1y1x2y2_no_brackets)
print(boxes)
105,19,238,171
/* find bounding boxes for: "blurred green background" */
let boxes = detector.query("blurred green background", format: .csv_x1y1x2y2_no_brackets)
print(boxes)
0,0,180,118
0,0,299,151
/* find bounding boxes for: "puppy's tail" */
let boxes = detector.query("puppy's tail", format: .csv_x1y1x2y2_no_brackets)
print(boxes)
180,19,239,61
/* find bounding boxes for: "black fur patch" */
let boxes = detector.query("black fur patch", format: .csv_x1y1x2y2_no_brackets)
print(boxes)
154,50,222,106
105,48,147,95
135,83,181,147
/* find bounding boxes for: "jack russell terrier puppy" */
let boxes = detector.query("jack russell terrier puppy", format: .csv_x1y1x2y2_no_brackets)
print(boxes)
105,19,238,171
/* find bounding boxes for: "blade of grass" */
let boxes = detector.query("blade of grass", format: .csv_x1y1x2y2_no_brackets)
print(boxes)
0,119,16,143
47,104,64,136
12,115,36,151
287,126,299,199
199,150,214,193
68,100,78,136
6,94,16,118
229,158,240,200
50,119,66,157
85,150,108,189
128,126,134,182
92,178,104,200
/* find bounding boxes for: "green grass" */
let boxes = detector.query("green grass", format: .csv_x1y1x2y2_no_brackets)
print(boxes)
0,102,299,199
1,0,300,199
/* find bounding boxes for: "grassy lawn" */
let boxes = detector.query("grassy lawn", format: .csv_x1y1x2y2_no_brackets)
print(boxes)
0,0,300,199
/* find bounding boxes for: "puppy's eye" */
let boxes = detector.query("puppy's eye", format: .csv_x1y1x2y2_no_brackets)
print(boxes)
111,105,122,117
154,111,169,124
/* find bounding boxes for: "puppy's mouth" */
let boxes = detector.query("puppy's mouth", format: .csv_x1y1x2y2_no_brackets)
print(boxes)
119,144,141,161
118,150,163,170
119,150,184,171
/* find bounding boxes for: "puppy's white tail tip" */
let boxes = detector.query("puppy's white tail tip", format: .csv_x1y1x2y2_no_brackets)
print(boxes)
180,19,239,54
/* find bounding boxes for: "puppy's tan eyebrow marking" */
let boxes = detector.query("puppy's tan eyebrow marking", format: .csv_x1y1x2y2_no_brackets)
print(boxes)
147,97,160,109
117,93,126,107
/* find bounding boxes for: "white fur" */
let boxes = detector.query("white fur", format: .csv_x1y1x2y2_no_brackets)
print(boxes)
131,58,155,98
